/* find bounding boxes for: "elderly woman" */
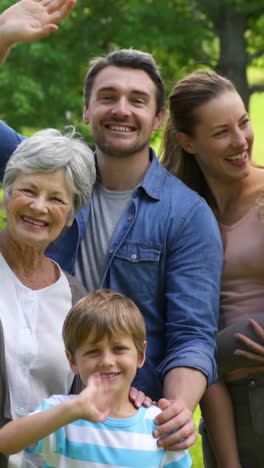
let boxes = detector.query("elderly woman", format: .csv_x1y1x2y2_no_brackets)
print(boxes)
0,127,95,467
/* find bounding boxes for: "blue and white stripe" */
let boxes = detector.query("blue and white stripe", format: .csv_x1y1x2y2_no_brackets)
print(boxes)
26,395,192,468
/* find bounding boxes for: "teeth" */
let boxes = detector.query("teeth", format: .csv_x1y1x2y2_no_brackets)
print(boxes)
109,126,133,132
226,153,246,161
23,217,47,227
101,373,119,379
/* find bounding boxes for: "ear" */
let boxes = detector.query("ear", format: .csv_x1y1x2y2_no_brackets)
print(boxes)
83,106,90,125
137,341,147,369
66,350,79,375
176,131,195,154
153,107,166,131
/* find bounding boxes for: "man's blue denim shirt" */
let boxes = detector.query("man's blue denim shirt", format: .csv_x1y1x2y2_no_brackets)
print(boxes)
0,120,223,401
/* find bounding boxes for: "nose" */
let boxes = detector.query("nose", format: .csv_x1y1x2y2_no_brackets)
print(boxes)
100,350,115,368
111,96,130,119
30,196,48,213
231,128,247,148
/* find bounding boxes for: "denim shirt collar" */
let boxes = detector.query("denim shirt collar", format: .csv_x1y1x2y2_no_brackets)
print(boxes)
93,148,164,202
136,148,164,201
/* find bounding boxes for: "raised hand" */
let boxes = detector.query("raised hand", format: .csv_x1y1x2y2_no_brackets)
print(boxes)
0,0,76,44
74,373,118,423
234,318,264,363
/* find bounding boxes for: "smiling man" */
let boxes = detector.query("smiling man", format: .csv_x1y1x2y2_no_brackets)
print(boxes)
0,0,223,453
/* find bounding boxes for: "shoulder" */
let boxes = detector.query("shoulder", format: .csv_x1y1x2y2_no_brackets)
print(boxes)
63,271,87,306
143,405,162,421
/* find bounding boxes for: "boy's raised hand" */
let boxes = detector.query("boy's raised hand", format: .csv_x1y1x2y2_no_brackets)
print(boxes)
75,373,118,423
0,0,76,44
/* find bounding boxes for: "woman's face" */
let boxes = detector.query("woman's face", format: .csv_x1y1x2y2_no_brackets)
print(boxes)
178,90,254,186
5,169,74,250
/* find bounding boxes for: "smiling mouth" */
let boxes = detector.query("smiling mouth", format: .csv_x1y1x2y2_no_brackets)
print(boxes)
100,372,121,380
106,125,135,133
22,216,48,227
225,152,247,162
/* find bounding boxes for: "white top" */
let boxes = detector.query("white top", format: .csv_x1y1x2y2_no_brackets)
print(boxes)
0,254,75,468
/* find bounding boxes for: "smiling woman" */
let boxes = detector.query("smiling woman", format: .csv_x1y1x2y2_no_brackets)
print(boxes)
0,127,95,468
161,69,264,468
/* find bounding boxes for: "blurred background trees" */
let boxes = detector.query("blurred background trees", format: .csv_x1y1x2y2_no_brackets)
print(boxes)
0,0,264,133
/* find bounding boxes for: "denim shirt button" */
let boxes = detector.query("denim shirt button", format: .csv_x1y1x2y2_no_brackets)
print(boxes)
131,254,137,260
128,215,134,220
109,249,114,254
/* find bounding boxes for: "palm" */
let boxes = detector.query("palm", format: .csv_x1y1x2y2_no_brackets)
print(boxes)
0,0,76,42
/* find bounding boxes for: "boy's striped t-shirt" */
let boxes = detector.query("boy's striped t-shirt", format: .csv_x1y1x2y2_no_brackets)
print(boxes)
26,395,192,468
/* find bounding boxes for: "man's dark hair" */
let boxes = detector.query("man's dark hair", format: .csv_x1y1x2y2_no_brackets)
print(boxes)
83,48,165,114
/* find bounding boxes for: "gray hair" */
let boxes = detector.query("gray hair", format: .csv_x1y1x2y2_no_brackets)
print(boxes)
3,127,96,217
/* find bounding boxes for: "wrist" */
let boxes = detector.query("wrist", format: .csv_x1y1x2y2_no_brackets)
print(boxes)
62,397,83,424
0,23,16,49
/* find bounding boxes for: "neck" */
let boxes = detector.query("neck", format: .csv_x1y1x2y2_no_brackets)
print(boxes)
96,148,151,191
206,166,259,217
0,229,57,288
108,394,138,419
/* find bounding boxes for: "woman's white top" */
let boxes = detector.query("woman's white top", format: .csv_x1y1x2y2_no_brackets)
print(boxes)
0,254,74,467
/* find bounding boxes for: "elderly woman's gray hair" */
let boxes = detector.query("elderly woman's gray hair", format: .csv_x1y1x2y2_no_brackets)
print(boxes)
3,127,96,216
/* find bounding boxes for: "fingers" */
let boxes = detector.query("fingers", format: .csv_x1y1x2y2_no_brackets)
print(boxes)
155,399,184,425
234,348,264,363
157,420,197,451
46,0,77,21
129,387,152,409
249,319,264,340
234,332,264,356
154,399,196,450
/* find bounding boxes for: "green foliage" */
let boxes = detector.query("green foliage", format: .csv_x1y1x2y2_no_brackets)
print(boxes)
1,0,264,130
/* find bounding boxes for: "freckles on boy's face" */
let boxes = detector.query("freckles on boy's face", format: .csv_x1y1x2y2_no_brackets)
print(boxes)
68,334,146,390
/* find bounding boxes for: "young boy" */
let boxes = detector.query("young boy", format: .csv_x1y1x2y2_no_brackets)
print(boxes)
0,289,192,467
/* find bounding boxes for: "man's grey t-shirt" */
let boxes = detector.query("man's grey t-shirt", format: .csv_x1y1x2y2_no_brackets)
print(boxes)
75,182,133,291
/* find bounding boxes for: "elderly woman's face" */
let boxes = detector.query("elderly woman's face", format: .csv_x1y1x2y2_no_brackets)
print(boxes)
4,169,74,249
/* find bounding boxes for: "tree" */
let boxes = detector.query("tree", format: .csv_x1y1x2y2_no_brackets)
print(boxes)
194,0,264,110
1,0,264,130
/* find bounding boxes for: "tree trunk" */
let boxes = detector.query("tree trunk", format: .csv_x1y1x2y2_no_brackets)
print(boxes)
214,6,250,109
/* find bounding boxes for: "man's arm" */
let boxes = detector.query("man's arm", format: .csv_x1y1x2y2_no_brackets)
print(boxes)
0,0,76,65
155,198,223,450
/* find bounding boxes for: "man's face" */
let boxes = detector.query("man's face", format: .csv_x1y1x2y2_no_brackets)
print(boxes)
83,66,165,159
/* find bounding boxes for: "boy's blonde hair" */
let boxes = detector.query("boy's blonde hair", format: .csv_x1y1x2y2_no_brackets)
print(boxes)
63,289,146,359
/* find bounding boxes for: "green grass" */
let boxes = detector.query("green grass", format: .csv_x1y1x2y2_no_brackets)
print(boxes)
189,407,204,467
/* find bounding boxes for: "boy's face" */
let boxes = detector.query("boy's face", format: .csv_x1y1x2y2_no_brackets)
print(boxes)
67,332,146,397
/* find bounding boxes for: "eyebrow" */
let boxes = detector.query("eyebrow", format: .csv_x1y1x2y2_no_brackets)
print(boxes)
97,87,150,98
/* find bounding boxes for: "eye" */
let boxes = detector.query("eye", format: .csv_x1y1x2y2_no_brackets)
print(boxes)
240,118,249,127
50,197,65,204
113,345,127,352
99,95,114,102
214,129,227,137
85,348,99,356
22,188,35,196
133,98,144,105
